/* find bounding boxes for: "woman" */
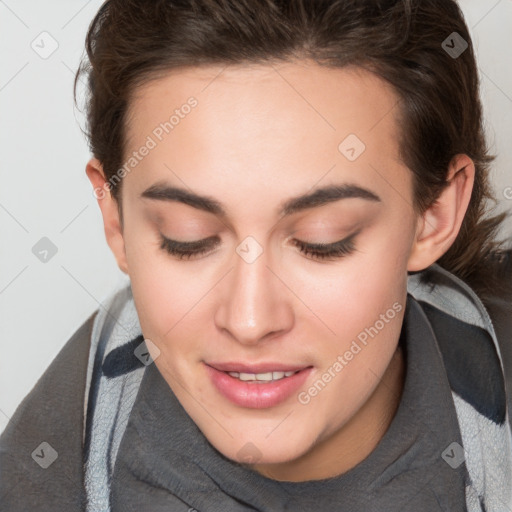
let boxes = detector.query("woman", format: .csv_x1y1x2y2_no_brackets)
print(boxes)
1,0,511,510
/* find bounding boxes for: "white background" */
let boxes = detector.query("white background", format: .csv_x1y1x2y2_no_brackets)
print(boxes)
1,0,511,435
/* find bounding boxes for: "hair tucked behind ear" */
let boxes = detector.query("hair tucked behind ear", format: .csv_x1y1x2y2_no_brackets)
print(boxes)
75,0,510,299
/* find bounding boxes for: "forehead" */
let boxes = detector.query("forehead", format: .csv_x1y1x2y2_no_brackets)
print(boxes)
128,60,400,131
123,60,407,204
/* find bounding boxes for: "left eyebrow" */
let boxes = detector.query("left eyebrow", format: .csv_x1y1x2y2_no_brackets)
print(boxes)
140,181,381,218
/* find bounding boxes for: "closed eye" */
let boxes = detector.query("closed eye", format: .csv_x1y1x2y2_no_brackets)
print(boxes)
159,232,358,261
292,234,357,261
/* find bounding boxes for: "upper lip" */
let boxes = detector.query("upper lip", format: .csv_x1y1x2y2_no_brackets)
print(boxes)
206,362,311,373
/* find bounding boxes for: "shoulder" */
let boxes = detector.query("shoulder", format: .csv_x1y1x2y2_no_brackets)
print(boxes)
408,259,512,512
0,310,97,511
479,250,512,425
408,261,510,427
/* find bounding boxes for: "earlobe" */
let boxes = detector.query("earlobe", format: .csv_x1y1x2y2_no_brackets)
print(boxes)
85,158,129,274
407,154,475,272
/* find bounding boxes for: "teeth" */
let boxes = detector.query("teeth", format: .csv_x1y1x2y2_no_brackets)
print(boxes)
227,370,298,382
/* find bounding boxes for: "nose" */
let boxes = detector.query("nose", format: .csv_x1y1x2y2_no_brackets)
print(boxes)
214,241,294,346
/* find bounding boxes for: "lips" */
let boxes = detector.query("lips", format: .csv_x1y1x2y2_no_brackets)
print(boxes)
206,361,309,373
204,362,314,408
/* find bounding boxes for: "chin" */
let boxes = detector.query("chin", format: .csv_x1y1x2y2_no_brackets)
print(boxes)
208,429,312,467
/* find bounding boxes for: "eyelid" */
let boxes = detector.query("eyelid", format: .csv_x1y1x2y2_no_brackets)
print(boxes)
160,232,355,250
161,235,219,250
159,230,360,262
292,230,358,255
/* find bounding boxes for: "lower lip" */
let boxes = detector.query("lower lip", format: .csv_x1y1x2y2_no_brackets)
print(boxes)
204,364,313,409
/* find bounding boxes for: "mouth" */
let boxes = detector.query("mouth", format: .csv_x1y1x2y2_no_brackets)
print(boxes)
224,369,301,383
206,361,309,374
204,362,314,409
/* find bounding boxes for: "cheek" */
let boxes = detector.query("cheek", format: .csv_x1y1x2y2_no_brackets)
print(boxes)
297,228,409,341
299,247,407,421
122,228,194,341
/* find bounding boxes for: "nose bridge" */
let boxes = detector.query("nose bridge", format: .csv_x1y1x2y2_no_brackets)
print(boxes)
216,237,290,344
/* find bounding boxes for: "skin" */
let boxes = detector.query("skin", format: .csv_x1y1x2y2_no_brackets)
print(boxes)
86,60,475,482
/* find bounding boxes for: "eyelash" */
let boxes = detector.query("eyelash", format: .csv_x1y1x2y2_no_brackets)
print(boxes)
159,233,358,261
293,236,356,260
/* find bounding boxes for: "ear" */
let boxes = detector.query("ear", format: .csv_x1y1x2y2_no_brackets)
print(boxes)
86,158,129,274
407,154,475,272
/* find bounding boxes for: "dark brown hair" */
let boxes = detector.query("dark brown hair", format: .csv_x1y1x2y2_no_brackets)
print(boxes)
75,0,510,298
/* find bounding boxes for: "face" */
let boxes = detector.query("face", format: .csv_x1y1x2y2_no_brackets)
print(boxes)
102,61,422,469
